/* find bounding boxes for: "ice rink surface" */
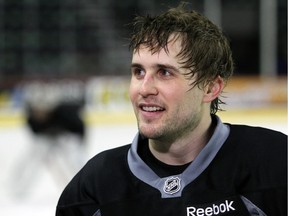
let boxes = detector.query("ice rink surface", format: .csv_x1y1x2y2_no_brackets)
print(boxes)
0,109,286,216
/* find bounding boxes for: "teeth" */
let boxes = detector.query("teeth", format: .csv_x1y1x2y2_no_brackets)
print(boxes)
142,106,163,112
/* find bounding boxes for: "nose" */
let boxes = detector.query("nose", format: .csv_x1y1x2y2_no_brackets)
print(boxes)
139,74,158,97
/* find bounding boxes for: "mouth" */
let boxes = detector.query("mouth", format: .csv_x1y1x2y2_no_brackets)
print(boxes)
140,105,165,112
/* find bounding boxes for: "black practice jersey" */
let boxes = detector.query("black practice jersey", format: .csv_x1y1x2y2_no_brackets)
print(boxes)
56,116,287,216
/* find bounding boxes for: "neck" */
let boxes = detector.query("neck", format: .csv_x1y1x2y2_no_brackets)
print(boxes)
148,115,215,165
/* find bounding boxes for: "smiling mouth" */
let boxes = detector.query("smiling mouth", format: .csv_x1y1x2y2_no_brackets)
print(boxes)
141,106,165,112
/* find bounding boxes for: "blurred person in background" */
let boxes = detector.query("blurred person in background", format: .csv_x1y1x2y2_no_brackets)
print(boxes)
56,3,287,216
9,80,87,199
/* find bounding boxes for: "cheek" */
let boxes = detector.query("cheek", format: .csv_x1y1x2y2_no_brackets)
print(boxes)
166,90,189,113
128,86,134,102
129,81,138,102
177,90,204,111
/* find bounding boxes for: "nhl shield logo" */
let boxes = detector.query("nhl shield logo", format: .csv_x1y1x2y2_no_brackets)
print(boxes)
163,176,181,195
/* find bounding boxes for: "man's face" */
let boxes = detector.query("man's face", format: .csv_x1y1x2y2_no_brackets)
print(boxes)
129,39,207,142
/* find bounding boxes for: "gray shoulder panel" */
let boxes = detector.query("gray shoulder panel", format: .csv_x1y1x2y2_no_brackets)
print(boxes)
240,196,267,216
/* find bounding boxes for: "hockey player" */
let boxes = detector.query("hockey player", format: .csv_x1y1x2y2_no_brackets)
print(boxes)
56,3,287,216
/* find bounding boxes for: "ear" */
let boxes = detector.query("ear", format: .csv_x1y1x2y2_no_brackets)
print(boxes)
203,76,225,103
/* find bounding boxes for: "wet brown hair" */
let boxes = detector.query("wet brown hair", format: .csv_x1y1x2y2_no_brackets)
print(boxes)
129,3,234,114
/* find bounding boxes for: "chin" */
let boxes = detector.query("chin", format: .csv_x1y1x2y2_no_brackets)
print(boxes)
140,129,163,140
139,125,157,138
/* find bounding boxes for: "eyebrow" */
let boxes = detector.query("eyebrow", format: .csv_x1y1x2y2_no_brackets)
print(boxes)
130,63,142,69
157,64,179,72
130,63,180,73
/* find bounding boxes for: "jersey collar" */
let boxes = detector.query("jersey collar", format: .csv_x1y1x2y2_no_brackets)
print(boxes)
127,115,230,198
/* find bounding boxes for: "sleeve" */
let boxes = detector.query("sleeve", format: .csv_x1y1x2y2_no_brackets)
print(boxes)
242,129,287,216
242,186,287,216
56,167,100,216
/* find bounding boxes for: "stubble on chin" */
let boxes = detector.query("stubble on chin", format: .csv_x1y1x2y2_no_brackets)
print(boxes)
137,119,162,140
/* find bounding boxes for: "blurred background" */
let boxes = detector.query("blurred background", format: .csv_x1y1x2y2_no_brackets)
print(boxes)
0,0,286,215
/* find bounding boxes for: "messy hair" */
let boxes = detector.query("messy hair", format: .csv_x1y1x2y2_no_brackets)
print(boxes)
129,3,234,114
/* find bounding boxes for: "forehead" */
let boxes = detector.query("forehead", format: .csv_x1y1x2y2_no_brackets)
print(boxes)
132,36,182,62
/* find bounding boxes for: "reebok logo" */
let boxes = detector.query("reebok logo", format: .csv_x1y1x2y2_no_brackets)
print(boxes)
186,200,235,216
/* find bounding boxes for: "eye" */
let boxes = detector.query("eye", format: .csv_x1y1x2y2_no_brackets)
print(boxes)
131,67,145,79
158,68,173,78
